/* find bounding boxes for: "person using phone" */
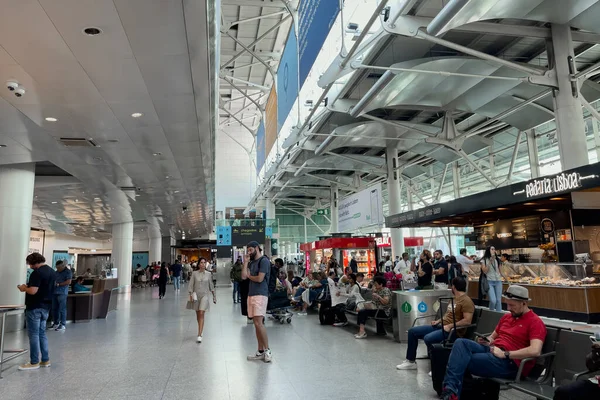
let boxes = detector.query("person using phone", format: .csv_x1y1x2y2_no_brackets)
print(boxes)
416,251,434,289
440,285,546,400
397,277,474,371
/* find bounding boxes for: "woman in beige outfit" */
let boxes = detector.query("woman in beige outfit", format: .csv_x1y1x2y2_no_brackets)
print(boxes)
188,258,216,343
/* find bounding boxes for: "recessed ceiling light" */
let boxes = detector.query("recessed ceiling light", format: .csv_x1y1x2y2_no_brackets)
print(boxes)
135,194,141,197
131,112,144,118
165,176,170,179
152,152,162,156
0,144,6,148
45,117,58,122
51,201,58,204
497,208,509,211
523,202,537,206
174,190,179,193
550,197,565,201
536,209,553,212
83,27,102,36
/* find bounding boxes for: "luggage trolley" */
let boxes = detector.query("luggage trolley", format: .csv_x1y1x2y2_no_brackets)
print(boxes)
266,290,293,324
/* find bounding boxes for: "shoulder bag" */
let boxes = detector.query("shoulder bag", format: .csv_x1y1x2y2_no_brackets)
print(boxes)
480,261,490,294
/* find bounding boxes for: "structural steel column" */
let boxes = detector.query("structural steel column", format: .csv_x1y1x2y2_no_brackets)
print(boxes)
526,129,541,178
550,23,588,169
330,184,339,233
452,162,461,199
386,146,404,258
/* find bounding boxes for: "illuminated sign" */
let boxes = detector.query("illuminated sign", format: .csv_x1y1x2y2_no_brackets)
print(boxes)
496,232,512,239
523,172,581,198
375,237,392,247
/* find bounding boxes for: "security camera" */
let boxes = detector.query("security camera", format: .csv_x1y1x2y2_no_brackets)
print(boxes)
14,88,25,97
6,81,19,91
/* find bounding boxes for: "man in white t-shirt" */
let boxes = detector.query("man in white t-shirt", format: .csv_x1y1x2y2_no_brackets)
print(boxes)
384,256,393,272
394,253,412,275
455,248,474,275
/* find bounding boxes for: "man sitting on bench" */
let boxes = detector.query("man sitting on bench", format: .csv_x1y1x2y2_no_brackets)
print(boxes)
397,277,474,372
440,285,546,400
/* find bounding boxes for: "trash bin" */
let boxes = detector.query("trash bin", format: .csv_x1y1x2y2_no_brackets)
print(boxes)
392,289,451,342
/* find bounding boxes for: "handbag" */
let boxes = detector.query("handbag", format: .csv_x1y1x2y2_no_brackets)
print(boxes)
316,282,331,302
480,270,490,294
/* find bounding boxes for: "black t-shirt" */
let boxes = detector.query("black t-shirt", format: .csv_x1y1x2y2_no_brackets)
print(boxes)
418,261,433,287
26,265,56,310
434,259,449,284
171,263,182,277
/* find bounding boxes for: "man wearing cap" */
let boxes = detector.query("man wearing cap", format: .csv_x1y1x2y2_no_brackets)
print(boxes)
242,241,272,363
440,285,547,400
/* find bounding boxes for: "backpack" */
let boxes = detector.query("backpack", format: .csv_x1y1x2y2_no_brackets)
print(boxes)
448,263,464,281
265,257,278,294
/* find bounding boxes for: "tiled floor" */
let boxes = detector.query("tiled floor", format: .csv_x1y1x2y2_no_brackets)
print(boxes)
0,287,532,399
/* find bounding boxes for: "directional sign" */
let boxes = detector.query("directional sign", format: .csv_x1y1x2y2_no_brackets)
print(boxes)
216,226,232,246
317,208,330,216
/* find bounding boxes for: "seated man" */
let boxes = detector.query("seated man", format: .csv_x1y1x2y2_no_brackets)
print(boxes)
440,285,546,400
73,277,91,293
397,277,474,371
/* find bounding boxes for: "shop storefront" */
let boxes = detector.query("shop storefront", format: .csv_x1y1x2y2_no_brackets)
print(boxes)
386,163,600,322
300,236,378,277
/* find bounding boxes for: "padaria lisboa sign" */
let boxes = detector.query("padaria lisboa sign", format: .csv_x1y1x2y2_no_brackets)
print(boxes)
522,172,581,198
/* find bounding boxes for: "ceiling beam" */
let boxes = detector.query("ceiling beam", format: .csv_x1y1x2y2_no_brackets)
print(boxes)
221,0,286,8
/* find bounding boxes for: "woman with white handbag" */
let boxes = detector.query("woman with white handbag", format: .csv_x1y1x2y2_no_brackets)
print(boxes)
187,258,216,343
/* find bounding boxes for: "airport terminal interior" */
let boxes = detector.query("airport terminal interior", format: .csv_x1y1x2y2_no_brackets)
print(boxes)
2,0,600,399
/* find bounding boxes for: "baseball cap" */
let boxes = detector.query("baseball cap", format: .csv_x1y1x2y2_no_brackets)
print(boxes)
247,241,261,250
502,285,531,301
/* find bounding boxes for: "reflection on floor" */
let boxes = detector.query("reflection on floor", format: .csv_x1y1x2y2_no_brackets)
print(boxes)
0,287,532,399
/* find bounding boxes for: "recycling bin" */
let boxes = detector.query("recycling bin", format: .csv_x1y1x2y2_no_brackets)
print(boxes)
392,289,452,342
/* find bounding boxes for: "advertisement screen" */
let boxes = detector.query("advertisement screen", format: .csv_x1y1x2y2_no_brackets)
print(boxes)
338,183,384,232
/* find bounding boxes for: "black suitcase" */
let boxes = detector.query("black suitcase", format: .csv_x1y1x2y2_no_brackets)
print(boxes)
431,342,452,396
461,374,500,400
319,304,335,325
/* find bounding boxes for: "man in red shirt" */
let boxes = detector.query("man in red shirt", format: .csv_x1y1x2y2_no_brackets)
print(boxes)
441,285,547,400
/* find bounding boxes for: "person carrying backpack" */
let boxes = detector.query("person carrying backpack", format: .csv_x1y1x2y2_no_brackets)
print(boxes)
230,257,243,304
447,256,464,282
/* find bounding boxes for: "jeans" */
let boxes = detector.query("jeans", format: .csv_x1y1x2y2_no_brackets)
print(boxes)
406,324,454,361
173,276,181,290
232,281,241,302
488,280,503,312
26,308,50,364
443,339,517,395
52,294,67,326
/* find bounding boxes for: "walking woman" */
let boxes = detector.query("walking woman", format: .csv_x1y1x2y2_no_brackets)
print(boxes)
158,262,169,299
481,246,504,312
188,258,216,343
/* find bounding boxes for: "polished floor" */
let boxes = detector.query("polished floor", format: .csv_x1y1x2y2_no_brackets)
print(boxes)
0,286,532,400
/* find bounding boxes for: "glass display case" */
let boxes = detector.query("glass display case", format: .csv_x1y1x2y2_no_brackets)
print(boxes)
467,262,599,287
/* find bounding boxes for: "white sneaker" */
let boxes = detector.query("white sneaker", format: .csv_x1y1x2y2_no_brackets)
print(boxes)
428,371,432,377
48,324,58,330
18,363,40,371
333,322,348,327
354,332,367,339
247,318,254,324
263,349,272,363
247,351,265,361
396,360,418,370
297,312,307,316
197,336,202,343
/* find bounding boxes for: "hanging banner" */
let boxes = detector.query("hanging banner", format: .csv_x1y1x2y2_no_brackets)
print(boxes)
298,0,341,86
265,87,278,159
277,29,299,133
338,183,384,232
29,229,44,255
256,122,266,175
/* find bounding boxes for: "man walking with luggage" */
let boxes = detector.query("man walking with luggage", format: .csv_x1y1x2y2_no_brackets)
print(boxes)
243,241,272,363
18,253,56,370
440,285,546,400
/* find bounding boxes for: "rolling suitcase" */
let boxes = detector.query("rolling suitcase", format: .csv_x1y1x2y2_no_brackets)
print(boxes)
430,296,458,396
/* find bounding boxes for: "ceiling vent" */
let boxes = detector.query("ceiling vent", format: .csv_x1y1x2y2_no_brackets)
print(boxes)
119,186,137,191
59,138,97,147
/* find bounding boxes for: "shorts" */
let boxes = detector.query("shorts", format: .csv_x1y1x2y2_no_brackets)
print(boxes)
247,295,268,318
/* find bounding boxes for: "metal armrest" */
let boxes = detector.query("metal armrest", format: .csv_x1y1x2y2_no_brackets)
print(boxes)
514,351,556,383
411,314,437,327
474,331,493,338
448,323,478,336
573,370,595,381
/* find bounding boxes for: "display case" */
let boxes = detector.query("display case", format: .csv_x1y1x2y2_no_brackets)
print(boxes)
467,262,598,287
466,262,600,323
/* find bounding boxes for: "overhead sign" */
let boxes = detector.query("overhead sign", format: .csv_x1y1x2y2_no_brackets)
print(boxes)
232,226,265,246
338,183,383,232
298,0,341,86
277,29,299,133
29,229,44,255
523,172,581,198
375,236,391,247
216,226,232,246
317,208,330,216
256,122,266,175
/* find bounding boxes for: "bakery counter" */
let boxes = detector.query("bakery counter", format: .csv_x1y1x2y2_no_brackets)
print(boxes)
467,281,600,323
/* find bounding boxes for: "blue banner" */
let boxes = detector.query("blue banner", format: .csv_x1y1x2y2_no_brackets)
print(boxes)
256,122,266,174
277,29,299,133
298,0,341,86
132,252,149,268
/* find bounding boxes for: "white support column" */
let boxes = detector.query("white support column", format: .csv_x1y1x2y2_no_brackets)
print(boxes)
0,163,35,307
386,146,404,258
526,129,541,178
112,221,134,290
550,23,589,170
592,119,600,162
452,162,461,199
149,235,161,265
330,184,339,233
265,198,276,221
